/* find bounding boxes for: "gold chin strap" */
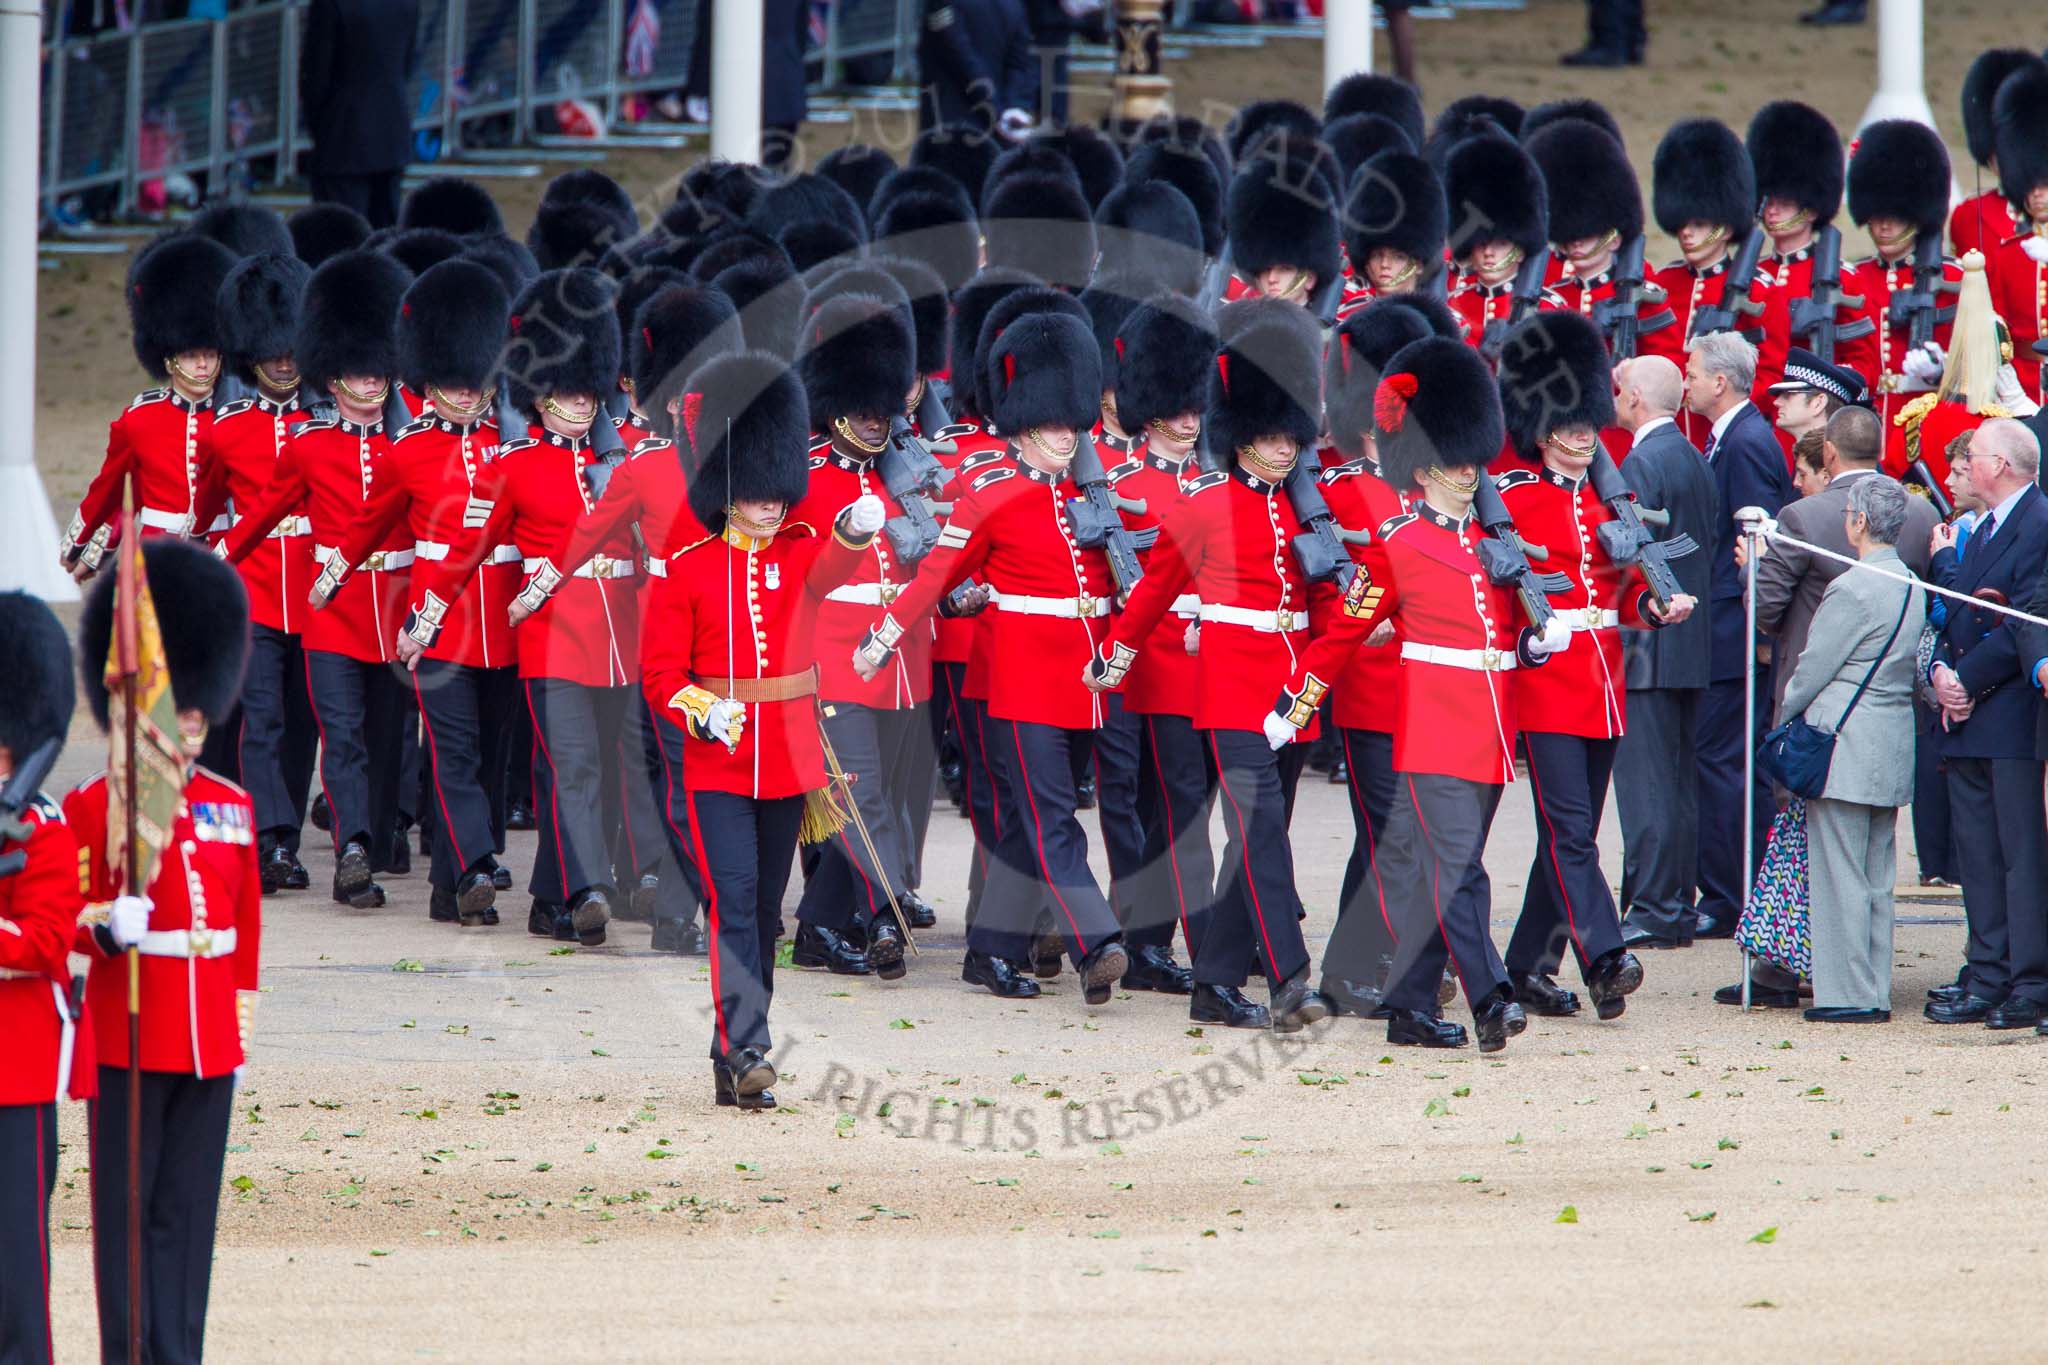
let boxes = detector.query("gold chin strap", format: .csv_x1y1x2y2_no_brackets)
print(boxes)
833,415,888,455
1027,428,1078,466
165,356,217,395
429,385,495,422
1274,269,1311,301
907,376,924,410
540,395,594,424
1426,464,1479,495
1762,206,1814,235
1148,418,1198,445
1546,432,1599,460
333,376,389,406
619,377,635,395
1380,256,1420,290
1696,225,1729,253
1870,224,1917,254
1238,444,1298,481
256,364,299,396
726,507,784,542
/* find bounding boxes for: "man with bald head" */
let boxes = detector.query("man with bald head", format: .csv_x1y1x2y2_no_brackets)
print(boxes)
1611,356,1724,949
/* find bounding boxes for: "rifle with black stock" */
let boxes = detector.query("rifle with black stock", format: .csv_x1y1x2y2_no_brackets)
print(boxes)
1588,449,1698,612
1063,438,1155,598
1591,235,1676,361
1479,247,1554,362
1888,233,1960,352
877,415,952,564
1688,226,1769,340
1787,224,1875,365
1472,471,1571,632
1284,464,1372,590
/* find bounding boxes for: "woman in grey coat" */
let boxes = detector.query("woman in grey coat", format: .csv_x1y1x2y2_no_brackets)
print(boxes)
1778,475,1928,1022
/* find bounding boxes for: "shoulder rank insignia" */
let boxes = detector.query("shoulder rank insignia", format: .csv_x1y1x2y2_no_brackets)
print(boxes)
132,388,170,407
1376,511,1418,539
1184,470,1230,495
631,436,673,458
394,415,435,440
1319,460,1363,484
933,422,979,441
297,415,339,432
1494,468,1540,491
960,449,1007,471
1106,461,1138,485
970,467,1015,492
214,397,255,420
497,436,539,455
809,455,829,470
1341,565,1386,619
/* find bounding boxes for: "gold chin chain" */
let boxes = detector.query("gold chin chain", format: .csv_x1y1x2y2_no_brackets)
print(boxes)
1546,433,1599,460
727,506,784,540
256,364,299,396
1275,269,1310,301
1380,257,1420,290
1762,206,1814,235
907,377,924,410
334,376,389,406
1027,428,1077,466
430,385,495,423
833,416,887,455
540,395,593,424
1148,418,1198,445
166,356,216,395
1426,464,1479,495
1238,444,1297,481
1871,224,1916,255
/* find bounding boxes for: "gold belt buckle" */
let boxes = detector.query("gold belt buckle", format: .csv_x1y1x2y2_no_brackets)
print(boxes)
1580,607,1601,630
1276,608,1296,632
364,552,386,572
878,581,899,605
1481,647,1503,671
1076,594,1096,617
187,928,213,955
591,556,615,580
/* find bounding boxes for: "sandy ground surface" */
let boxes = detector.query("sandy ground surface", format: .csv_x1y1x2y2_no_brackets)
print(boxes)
27,0,2048,1359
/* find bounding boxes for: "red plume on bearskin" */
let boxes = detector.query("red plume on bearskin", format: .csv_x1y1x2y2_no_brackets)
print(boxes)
681,391,703,451
1375,373,1418,433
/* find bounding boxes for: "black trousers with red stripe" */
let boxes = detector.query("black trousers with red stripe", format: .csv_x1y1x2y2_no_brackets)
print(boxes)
683,789,803,1061
601,690,665,890
948,675,1008,928
524,679,635,905
1378,772,1510,1012
304,649,408,864
0,1101,56,1364
1507,731,1626,979
977,716,1122,967
797,703,920,931
236,624,319,850
1204,730,1312,990
1323,727,1400,989
1133,711,1215,956
413,658,518,891
1091,692,1153,942
641,686,707,926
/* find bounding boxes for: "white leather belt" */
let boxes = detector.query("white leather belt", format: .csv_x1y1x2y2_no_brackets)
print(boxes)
1401,641,1519,672
138,506,192,533
136,926,238,958
825,582,905,606
997,592,1111,619
526,554,634,580
643,557,667,578
1562,607,1619,632
1200,603,1307,634
260,514,311,539
315,544,414,572
414,541,519,564
1171,593,1201,620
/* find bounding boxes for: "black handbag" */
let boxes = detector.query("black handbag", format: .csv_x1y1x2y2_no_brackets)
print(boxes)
1756,585,1914,799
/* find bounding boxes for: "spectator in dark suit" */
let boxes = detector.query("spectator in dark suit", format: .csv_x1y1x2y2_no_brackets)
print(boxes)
1684,331,1793,939
918,0,1037,137
1937,418,2048,1028
300,0,420,229
1611,355,1720,949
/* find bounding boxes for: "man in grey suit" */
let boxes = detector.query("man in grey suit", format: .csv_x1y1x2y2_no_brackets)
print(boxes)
1611,356,1721,950
1775,476,1927,1021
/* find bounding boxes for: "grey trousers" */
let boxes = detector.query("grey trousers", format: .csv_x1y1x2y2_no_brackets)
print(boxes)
1805,796,1898,1010
1614,687,1701,938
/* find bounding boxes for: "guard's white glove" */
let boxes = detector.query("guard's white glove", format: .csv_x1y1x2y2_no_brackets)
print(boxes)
2022,234,2048,266
998,107,1033,140
1262,711,1298,751
1183,621,1200,656
108,895,152,949
842,493,886,537
1995,359,2042,418
1529,616,1573,658
1901,340,1945,388
704,698,745,749
685,95,710,125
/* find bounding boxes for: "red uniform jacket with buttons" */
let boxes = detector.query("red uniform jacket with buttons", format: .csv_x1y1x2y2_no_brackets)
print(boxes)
931,424,1009,670
549,435,694,567
1765,246,1884,403
614,411,656,452
66,768,261,1078
66,389,220,557
881,456,1115,730
1849,252,1965,475
1317,456,1408,734
191,393,319,634
641,521,868,798
1542,266,1670,463
1107,467,1340,738
1497,466,1658,739
1983,228,2046,402
336,413,521,671
440,427,641,686
1449,279,1568,356
790,441,933,709
0,796,94,1105
1650,257,1792,448
224,416,411,664
1109,450,1203,718
1950,192,2017,265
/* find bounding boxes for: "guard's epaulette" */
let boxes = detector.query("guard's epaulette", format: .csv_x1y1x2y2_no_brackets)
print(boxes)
1494,468,1540,491
213,397,255,420
131,387,171,408
27,792,62,822
784,520,818,538
1106,461,1138,486
193,765,250,799
970,467,1015,492
497,436,539,455
808,455,828,470
808,437,832,454
671,533,716,558
960,449,1007,471
393,416,436,441
1377,511,1419,539
630,436,672,458
1184,470,1231,495
1319,459,1365,484
932,422,979,441
298,415,340,433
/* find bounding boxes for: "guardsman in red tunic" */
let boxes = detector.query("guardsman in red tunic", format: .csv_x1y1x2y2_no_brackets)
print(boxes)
1988,64,2048,403
70,541,259,1365
1312,294,1460,1018
1092,299,1340,1031
1495,313,1694,1021
1893,252,2030,487
1334,150,1448,324
0,594,90,1365
189,251,321,895
853,312,1134,1005
1649,119,1793,444
1952,50,2042,261
223,248,414,910
1445,136,1565,356
1216,149,1343,318
61,233,238,579
1844,121,1968,475
640,352,882,1109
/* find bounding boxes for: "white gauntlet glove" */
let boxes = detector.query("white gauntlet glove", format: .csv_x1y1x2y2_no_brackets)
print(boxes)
2022,234,2048,266
704,698,746,749
1901,341,1945,388
1526,617,1573,659
841,493,886,538
108,895,152,949
1261,712,1298,751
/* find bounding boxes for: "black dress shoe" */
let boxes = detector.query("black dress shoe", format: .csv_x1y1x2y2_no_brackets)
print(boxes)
429,887,459,923
1121,944,1195,994
865,918,908,979
651,918,708,954
1327,760,1348,785
620,874,658,923
1075,941,1130,1006
791,922,873,974
489,860,513,893
1925,993,1999,1024
1189,983,1269,1029
1693,913,1738,940
1512,972,1580,1017
1075,777,1097,810
897,892,938,930
1713,981,1801,1007
568,887,611,946
455,869,495,927
1322,976,1384,1018
1585,949,1644,1021
1985,997,2044,1030
1559,43,1629,67
1620,922,1690,950
713,1049,778,1111
1269,976,1333,1033
1029,925,1065,979
333,839,375,906
283,854,310,891
311,790,331,832
505,800,536,832
1387,1007,1466,1048
551,907,578,942
1473,992,1528,1053
962,950,1042,998
528,899,562,937
1803,1006,1890,1023
259,845,295,895
377,839,410,877
1926,982,1965,1004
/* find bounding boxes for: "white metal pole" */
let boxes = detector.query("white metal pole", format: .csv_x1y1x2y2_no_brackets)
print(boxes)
709,0,765,166
1855,0,1938,132
0,2,77,600
1322,0,1374,101
1737,507,1764,1009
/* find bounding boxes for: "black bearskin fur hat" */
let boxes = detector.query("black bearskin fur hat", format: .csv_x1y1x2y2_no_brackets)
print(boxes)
1203,298,1323,465
1496,310,1616,462
816,144,898,224
677,351,811,534
189,201,293,260
1746,101,1844,225
1963,48,2047,168
1344,150,1448,279
1445,134,1549,259
398,258,510,395
632,284,744,423
218,252,310,379
287,202,370,268
873,188,980,293
79,539,249,729
1325,293,1462,455
799,292,916,423
382,226,464,277
294,248,410,391
987,312,1101,435
1322,73,1425,148
128,232,237,378
503,268,622,412
1323,113,1417,185
1033,124,1125,209
1521,98,1621,147
1094,180,1205,297
1652,118,1755,237
1526,118,1643,246
1226,160,1341,287
949,267,1042,417
982,171,1098,290
1123,141,1225,257
400,176,504,236
1846,119,1951,239
1994,63,2048,208
1372,337,1506,489
871,255,950,376
0,592,74,757
911,124,1001,203
708,254,803,360
1225,99,1322,165
1114,291,1218,435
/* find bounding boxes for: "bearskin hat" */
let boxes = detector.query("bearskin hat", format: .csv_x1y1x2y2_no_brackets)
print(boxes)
615,265,688,376
218,252,310,379
688,228,793,285
128,232,238,378
0,592,74,758
1124,141,1225,257
975,285,1088,415
799,291,916,424
1372,337,1506,489
1525,118,1643,247
1496,311,1616,462
1652,118,1755,237
400,176,503,236
462,233,540,295
1226,160,1341,287
816,144,898,223
1745,101,1843,225
1445,134,1548,259
1225,99,1322,165
870,255,950,376
1133,115,1232,186
1079,276,1143,396
802,260,912,327
709,254,803,360
873,188,979,293
869,164,974,224
287,203,370,268
1114,291,1217,435
982,141,1084,211
1343,150,1448,280
503,268,621,412
678,158,764,221
1322,73,1425,148
1094,180,1205,297
1521,98,1622,147
1323,113,1417,186
397,259,509,395
748,173,869,246
1846,119,1951,238
1325,293,1462,453
986,312,1100,436
911,124,1001,202
1203,299,1322,469
949,267,1041,416
79,539,248,729
632,284,744,423
982,171,1098,290
188,201,293,260
781,220,864,274
295,248,409,391
383,226,464,277
676,351,811,534
1994,63,2048,207
1963,48,2047,168
1424,96,1525,170
1034,124,1125,209
659,192,737,246
528,200,636,272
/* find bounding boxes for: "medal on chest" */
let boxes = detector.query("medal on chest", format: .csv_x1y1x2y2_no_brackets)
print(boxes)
764,563,781,591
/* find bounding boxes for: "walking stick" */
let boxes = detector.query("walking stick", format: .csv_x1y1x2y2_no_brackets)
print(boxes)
113,488,144,1365
815,707,918,953
1737,506,1767,1013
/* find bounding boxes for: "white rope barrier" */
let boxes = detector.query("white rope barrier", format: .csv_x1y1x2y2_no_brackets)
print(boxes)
1754,517,2048,631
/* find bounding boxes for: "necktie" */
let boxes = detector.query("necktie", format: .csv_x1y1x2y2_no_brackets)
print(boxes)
1970,511,1996,558
1703,432,1720,464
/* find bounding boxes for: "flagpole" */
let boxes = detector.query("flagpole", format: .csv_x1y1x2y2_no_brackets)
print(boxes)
116,480,143,1365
